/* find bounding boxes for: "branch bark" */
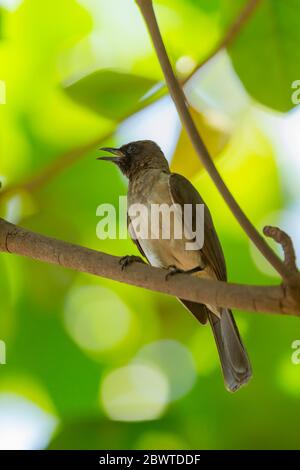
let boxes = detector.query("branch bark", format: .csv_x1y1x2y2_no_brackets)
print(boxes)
264,225,298,273
135,0,295,282
0,218,299,316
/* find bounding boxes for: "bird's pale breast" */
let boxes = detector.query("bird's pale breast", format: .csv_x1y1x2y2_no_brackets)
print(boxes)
128,171,202,270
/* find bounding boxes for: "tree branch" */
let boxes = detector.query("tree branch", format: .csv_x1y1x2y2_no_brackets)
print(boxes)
0,1,259,203
135,0,296,282
0,217,299,316
264,226,298,274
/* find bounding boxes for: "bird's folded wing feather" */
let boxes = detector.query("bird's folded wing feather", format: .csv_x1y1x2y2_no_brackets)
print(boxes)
127,214,148,261
168,173,227,282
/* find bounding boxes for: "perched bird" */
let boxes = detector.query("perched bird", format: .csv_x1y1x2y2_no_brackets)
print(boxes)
98,140,252,392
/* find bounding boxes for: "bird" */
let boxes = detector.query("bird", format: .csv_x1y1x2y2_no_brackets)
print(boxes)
98,140,252,392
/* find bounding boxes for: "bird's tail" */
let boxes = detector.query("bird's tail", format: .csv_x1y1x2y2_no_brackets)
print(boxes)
208,309,252,392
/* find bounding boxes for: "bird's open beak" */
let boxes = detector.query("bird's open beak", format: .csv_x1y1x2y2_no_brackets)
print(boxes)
97,147,125,163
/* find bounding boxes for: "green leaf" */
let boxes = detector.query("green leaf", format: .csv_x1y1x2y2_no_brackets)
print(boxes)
225,0,299,112
9,0,92,57
64,70,157,120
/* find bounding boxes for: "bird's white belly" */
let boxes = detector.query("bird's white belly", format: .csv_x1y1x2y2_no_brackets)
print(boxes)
135,205,202,270
128,170,202,271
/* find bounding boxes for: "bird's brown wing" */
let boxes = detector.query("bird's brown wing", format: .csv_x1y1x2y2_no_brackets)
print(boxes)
169,173,227,325
169,174,252,389
169,173,227,281
127,214,148,261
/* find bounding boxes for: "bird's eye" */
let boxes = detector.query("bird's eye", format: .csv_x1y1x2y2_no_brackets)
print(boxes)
126,144,136,155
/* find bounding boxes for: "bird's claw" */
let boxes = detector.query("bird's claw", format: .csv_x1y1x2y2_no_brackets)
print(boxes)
165,265,184,280
165,264,204,280
119,255,145,271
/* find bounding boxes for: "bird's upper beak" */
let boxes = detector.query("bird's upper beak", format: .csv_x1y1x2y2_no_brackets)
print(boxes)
97,147,125,163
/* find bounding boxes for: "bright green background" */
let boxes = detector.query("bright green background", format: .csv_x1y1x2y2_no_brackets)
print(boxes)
0,0,299,450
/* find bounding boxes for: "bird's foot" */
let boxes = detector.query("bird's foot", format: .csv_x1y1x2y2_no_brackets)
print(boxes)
165,265,184,280
119,255,145,271
165,264,203,280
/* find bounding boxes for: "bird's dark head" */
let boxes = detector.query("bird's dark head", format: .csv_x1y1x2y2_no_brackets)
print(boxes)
97,140,170,179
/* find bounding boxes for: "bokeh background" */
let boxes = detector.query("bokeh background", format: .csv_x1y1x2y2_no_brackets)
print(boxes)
0,0,300,450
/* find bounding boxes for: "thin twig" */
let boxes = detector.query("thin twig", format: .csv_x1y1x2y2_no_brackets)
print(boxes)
0,217,298,316
264,225,298,273
135,0,294,282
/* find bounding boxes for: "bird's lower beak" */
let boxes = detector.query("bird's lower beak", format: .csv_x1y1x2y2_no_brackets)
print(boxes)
97,147,124,163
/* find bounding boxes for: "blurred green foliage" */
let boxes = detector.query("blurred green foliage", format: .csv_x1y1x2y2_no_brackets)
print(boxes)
65,70,156,119
0,0,299,450
226,0,300,112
